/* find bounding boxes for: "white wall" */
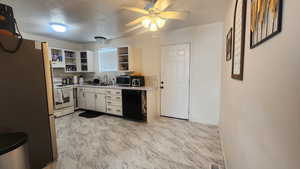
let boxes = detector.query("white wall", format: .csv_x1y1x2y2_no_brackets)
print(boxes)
160,22,223,125
221,1,300,169
22,32,83,50
84,22,224,125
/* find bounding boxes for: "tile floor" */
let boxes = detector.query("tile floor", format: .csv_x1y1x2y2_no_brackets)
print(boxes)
45,113,225,169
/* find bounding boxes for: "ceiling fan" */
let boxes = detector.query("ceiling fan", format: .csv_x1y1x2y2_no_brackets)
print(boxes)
123,0,187,32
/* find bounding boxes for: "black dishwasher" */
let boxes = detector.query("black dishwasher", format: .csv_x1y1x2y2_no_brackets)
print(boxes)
122,90,146,121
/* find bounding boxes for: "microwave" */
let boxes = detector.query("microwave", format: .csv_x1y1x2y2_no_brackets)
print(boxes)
116,75,131,86
116,75,145,87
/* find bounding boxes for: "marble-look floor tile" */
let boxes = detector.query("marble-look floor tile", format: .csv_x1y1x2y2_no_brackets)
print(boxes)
45,113,225,169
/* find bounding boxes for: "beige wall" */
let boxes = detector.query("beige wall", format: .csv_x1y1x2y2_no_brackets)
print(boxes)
160,23,223,125
22,32,83,50
220,1,300,169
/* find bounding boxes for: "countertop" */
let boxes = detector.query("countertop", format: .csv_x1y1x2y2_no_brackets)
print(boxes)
56,84,154,91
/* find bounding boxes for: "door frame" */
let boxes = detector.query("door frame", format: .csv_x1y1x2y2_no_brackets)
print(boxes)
160,42,191,120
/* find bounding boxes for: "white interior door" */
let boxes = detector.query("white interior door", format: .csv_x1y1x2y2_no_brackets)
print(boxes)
161,43,190,119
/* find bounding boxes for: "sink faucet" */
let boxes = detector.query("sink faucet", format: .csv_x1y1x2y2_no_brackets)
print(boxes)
103,74,108,85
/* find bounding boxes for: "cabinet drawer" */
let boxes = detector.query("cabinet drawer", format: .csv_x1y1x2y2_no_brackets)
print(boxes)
95,88,106,94
107,105,122,116
106,99,122,106
105,89,122,96
105,95,122,101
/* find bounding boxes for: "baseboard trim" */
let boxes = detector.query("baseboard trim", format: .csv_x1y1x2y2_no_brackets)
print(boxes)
219,127,229,169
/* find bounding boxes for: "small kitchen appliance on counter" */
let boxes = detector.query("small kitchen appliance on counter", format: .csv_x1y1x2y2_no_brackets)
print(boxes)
116,75,131,86
116,75,145,87
131,76,145,87
79,76,84,85
73,76,78,84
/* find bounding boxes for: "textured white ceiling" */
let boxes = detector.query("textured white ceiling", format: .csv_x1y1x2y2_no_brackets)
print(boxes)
1,0,229,43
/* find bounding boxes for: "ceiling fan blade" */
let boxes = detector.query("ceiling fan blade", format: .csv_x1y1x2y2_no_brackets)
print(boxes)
122,6,149,15
123,24,144,34
126,16,147,26
153,0,171,11
159,11,187,20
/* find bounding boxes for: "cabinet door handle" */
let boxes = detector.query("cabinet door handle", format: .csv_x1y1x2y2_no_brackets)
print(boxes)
95,94,97,99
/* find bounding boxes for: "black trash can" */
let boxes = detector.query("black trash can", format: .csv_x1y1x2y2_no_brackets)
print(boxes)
0,132,30,169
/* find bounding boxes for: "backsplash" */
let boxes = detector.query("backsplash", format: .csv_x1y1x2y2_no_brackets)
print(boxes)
84,72,127,84
52,69,158,87
52,69,126,84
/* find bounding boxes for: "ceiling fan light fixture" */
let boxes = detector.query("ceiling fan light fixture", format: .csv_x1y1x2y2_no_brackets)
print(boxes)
156,17,166,28
149,23,158,31
142,17,151,28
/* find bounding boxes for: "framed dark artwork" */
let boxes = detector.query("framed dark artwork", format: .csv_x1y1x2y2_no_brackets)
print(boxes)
232,0,247,80
226,28,233,61
250,0,283,49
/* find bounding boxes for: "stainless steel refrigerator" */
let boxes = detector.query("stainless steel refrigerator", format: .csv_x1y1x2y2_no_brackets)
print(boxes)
0,34,58,169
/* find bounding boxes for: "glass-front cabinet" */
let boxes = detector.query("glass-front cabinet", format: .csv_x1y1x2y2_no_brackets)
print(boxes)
79,51,94,72
50,48,65,68
64,50,78,72
49,48,94,73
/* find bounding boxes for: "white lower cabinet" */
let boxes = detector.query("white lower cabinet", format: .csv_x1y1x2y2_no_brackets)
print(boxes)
78,88,87,109
106,105,122,116
105,89,122,116
85,92,96,110
77,87,123,116
95,93,106,112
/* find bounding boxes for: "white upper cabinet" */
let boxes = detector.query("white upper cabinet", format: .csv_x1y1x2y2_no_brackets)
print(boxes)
64,50,78,72
50,48,65,68
49,47,95,73
79,51,94,72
